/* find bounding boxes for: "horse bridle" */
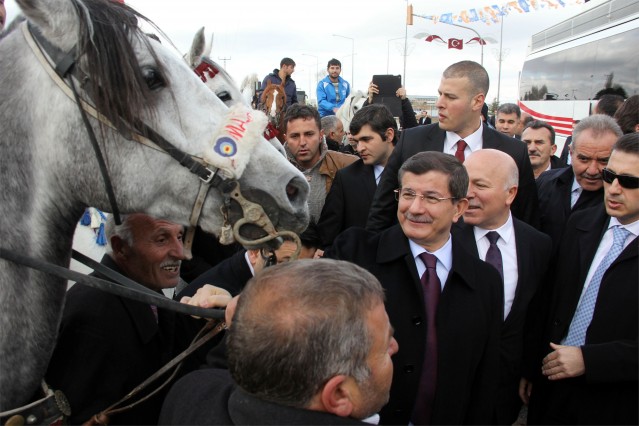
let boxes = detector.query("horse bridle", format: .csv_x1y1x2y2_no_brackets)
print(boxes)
23,23,300,259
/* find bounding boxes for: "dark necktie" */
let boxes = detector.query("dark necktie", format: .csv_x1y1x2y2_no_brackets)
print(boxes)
485,231,503,281
412,252,441,425
455,139,467,163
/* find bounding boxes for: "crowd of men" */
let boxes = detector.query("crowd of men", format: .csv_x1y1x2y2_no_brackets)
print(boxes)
44,57,637,425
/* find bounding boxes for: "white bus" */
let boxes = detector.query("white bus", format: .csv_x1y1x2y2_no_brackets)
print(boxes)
518,0,639,149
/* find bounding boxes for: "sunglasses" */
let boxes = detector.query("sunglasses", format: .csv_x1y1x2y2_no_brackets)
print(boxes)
602,168,639,189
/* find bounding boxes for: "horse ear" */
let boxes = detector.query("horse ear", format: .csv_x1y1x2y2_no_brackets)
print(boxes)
17,0,80,52
204,32,213,58
188,26,206,67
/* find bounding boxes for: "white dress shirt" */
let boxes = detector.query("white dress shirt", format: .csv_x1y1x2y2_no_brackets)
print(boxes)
409,235,453,291
473,214,519,319
570,177,583,209
374,164,384,186
444,119,484,160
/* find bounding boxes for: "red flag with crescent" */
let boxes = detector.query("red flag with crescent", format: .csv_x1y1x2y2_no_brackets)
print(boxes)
466,37,487,45
425,35,446,43
448,38,463,50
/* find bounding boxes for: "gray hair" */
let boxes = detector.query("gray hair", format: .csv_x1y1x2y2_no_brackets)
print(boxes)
320,115,341,133
105,214,133,254
227,259,385,408
398,151,469,199
442,60,489,96
497,103,521,118
572,114,623,149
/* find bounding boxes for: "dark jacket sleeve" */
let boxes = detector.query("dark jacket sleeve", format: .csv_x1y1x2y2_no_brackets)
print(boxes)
365,131,405,232
400,98,418,129
317,170,346,249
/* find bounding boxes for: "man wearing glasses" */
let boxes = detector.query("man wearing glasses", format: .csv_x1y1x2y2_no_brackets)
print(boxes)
325,151,503,425
536,115,623,252
527,133,638,424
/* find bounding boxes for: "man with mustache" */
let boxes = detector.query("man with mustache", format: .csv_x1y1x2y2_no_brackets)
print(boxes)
326,151,503,425
536,115,622,251
527,133,638,425
46,214,230,425
522,120,565,179
453,149,552,424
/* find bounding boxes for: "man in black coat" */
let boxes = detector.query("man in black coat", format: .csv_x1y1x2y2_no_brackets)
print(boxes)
160,260,399,425
536,115,622,250
318,104,397,248
527,135,639,424
326,152,503,425
453,149,552,424
45,214,229,425
366,60,539,232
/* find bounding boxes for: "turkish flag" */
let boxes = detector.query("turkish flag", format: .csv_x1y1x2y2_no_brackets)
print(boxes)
448,38,463,50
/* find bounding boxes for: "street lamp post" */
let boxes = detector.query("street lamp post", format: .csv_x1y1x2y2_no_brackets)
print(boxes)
301,53,319,83
387,37,404,74
332,34,355,88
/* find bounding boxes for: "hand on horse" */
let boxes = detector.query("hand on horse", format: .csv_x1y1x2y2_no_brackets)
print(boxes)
180,284,232,319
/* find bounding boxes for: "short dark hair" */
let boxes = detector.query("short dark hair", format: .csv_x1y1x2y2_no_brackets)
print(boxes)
595,94,624,117
228,259,385,407
497,103,521,118
612,132,639,156
523,120,556,145
349,104,398,145
327,58,341,69
613,95,639,134
280,57,295,67
283,104,321,132
398,151,468,199
442,60,489,96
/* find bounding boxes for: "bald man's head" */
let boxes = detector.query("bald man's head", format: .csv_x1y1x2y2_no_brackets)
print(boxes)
463,149,518,229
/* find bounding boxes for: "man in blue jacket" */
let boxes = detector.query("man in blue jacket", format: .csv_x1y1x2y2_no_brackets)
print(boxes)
317,58,350,117
260,57,297,107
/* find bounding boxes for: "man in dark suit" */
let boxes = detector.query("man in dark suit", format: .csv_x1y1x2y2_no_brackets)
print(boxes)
45,214,230,425
160,259,399,425
418,111,432,125
318,104,397,248
367,60,539,232
454,149,552,424
536,115,622,250
521,120,566,179
527,134,638,424
326,152,503,425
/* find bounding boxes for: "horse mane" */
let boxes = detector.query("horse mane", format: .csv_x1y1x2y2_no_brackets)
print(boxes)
240,73,259,94
73,0,166,132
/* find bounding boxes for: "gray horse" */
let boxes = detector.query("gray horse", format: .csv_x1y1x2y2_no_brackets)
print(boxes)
0,0,309,413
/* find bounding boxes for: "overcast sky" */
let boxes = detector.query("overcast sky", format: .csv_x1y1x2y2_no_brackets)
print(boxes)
5,0,588,102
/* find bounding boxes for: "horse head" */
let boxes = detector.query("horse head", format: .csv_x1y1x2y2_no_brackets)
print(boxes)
0,0,308,412
260,80,287,121
336,90,367,132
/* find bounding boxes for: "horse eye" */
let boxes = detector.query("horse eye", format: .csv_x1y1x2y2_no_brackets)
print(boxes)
142,67,165,90
217,91,232,103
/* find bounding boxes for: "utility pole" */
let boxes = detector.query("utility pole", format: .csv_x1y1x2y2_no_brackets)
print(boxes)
218,56,231,69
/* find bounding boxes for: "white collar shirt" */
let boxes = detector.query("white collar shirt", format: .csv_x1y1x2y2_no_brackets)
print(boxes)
473,214,518,319
444,119,484,159
409,235,453,291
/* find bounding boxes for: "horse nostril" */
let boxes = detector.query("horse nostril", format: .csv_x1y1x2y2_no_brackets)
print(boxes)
286,184,298,199
285,176,308,208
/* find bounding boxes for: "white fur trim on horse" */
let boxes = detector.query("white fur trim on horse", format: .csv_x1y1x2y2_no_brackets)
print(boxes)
202,104,267,179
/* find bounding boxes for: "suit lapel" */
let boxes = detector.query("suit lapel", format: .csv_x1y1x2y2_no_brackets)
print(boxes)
361,164,377,204
377,225,423,295
576,206,610,286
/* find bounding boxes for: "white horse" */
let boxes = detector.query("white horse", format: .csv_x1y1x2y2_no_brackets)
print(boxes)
0,0,309,413
186,27,282,144
336,90,368,133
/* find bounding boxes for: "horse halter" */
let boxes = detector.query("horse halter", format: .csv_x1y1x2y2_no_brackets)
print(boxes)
23,23,299,257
